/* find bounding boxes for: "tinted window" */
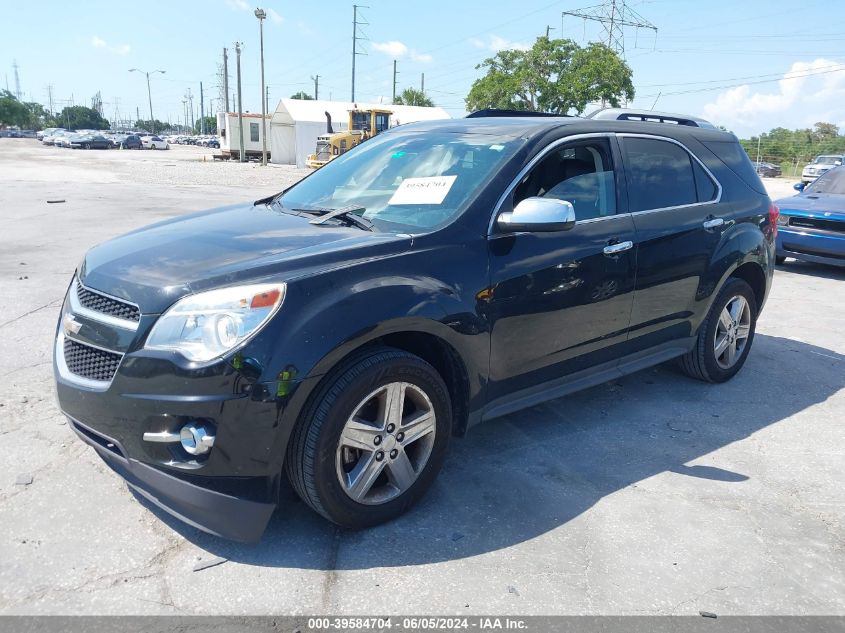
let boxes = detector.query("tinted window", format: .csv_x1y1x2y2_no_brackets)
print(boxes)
692,159,718,202
623,138,696,212
250,122,259,142
514,139,617,220
805,167,845,194
701,139,765,194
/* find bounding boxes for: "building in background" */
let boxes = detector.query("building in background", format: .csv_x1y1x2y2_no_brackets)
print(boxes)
217,112,272,161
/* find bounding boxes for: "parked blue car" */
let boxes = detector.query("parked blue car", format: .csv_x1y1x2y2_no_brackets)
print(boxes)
774,166,845,267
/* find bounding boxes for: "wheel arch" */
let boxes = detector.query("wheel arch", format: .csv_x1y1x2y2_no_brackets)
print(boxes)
729,261,766,311
301,327,473,438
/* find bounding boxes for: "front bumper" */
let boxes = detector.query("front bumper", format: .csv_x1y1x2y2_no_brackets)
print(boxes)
777,227,845,267
53,275,318,542
67,416,275,542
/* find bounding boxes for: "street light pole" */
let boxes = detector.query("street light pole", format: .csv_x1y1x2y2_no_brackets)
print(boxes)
255,8,268,166
129,68,165,133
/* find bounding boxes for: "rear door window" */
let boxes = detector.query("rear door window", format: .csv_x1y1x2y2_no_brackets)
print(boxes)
622,137,697,212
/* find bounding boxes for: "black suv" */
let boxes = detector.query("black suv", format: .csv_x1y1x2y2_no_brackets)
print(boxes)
54,109,777,542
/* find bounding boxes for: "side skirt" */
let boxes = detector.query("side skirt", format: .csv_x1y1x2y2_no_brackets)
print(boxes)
475,337,696,425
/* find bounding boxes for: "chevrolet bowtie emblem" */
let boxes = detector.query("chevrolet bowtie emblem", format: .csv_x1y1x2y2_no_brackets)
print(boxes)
63,314,83,335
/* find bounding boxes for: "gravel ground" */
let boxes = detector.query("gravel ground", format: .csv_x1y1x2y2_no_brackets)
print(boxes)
0,138,843,616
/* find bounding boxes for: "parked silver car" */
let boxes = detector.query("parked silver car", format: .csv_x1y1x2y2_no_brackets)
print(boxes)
801,154,844,184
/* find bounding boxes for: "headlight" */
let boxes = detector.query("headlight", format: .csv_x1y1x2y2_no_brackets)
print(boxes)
145,283,286,362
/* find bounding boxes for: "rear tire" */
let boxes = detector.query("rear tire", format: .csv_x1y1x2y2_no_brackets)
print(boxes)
286,347,451,528
678,277,757,383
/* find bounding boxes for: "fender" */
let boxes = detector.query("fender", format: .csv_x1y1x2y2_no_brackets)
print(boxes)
697,216,772,328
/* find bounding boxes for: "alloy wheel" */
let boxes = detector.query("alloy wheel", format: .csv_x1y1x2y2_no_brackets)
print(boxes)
713,295,751,369
335,382,436,505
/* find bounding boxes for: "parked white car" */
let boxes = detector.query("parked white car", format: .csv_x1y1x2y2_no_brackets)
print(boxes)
42,129,68,145
801,154,844,184
141,135,170,150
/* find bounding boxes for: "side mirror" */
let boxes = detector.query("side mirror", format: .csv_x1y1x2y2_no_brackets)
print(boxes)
793,182,805,192
497,197,576,233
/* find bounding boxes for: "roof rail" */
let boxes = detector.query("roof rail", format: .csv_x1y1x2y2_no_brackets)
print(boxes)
587,108,716,129
466,109,567,118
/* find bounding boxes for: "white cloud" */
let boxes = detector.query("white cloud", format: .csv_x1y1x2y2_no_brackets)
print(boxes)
267,8,283,24
372,40,408,58
226,0,250,10
701,59,845,136
470,34,531,52
90,35,131,55
371,40,433,64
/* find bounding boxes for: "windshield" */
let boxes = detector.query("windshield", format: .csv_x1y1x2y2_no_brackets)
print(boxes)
280,130,524,232
805,168,845,194
814,156,842,165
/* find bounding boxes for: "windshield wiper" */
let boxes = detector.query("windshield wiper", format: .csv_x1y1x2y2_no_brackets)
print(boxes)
299,205,374,231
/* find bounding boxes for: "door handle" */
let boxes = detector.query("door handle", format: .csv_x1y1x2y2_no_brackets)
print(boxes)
603,240,633,256
703,217,725,229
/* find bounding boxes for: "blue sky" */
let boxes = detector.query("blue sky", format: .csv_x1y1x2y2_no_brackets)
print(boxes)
3,0,845,137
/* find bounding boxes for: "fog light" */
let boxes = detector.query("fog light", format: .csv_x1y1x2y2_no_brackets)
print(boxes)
180,423,215,456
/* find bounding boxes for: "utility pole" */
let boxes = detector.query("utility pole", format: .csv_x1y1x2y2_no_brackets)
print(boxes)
266,86,270,113
222,47,230,112
392,60,398,104
255,8,268,166
311,74,320,100
235,42,245,162
46,84,54,116
129,68,165,131
182,99,188,132
545,25,555,38
351,4,369,101
421,73,424,94
188,86,197,130
200,81,205,134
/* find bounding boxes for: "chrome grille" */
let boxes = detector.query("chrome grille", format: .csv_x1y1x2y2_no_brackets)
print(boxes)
315,140,331,161
788,217,845,233
76,281,140,322
62,338,122,382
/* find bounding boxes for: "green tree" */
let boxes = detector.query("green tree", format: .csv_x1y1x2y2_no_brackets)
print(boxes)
134,119,170,134
290,91,314,100
194,116,217,134
738,122,845,176
53,106,109,130
0,90,32,127
466,37,634,115
393,87,434,107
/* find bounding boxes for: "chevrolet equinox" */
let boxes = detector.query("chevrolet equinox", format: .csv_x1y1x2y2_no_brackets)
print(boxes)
54,108,777,541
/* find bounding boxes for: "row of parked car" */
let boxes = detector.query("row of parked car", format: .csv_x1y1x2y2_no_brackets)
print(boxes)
38,128,170,150
34,128,221,150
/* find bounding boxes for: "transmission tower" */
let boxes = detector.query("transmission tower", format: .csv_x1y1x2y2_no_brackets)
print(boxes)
562,0,657,59
351,4,369,101
12,59,22,99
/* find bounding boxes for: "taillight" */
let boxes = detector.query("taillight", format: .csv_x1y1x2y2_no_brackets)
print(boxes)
768,203,780,237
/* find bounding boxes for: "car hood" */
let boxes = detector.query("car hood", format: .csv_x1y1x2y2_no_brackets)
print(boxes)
775,192,845,218
79,201,412,313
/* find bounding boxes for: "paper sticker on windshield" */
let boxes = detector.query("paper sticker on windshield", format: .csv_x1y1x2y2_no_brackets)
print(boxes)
388,175,457,205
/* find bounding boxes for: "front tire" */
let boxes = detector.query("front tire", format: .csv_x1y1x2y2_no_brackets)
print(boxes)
679,278,757,383
286,347,451,528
